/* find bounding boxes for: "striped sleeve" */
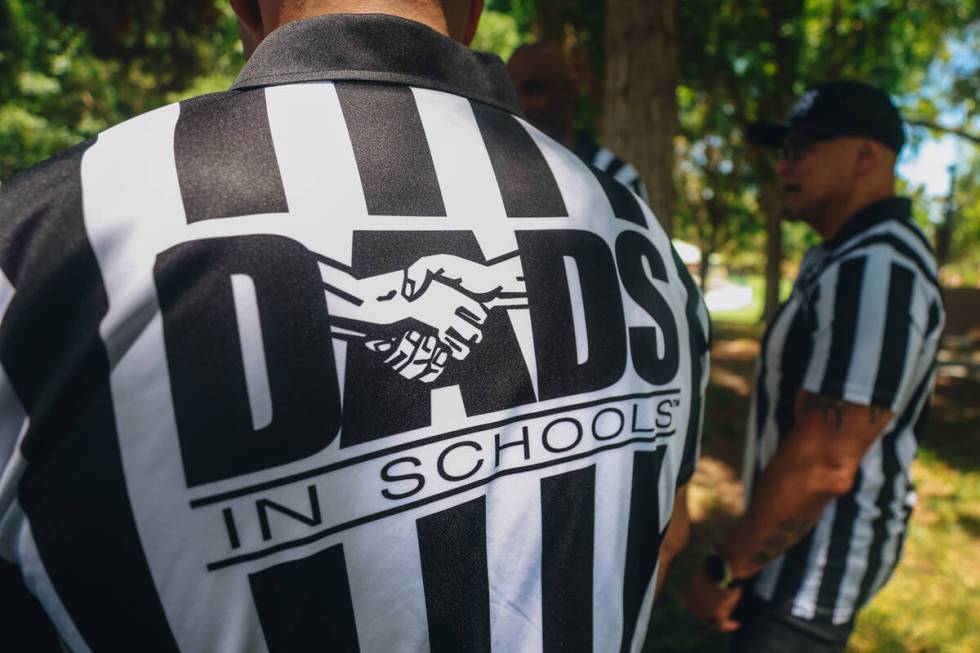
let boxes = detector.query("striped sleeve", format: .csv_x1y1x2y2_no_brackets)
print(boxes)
802,250,929,410
672,248,710,487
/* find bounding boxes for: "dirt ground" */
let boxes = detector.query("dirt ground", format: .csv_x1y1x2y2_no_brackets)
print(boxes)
644,323,980,653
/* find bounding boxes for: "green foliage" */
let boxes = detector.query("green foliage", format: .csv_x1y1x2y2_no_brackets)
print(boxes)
674,0,980,281
0,0,242,179
471,9,526,61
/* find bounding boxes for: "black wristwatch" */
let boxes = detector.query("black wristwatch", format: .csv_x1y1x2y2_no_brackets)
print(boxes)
704,551,744,590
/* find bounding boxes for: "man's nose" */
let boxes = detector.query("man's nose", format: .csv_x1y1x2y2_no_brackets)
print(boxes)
776,158,794,177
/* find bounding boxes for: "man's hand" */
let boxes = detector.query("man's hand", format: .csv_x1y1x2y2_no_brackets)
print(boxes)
365,330,449,383
325,268,489,360
402,253,526,308
686,569,742,632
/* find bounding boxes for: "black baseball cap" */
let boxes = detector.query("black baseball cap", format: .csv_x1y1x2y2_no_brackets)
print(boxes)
747,80,905,153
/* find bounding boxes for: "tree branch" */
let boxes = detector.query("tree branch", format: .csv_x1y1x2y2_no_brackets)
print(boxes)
905,119,980,146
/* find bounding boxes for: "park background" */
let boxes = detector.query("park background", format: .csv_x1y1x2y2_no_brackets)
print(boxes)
1,1,977,651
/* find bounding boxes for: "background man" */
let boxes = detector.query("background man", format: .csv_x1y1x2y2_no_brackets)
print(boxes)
0,1,708,650
686,81,945,652
507,41,650,203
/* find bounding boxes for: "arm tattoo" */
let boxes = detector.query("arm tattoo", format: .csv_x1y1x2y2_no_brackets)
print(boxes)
869,405,888,425
801,394,846,430
748,518,816,570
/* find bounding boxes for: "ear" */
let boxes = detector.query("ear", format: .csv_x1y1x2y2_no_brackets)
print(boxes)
231,0,264,38
462,0,485,47
853,138,880,178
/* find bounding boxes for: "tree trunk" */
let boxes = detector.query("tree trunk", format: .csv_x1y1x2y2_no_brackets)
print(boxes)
602,0,679,234
760,175,783,319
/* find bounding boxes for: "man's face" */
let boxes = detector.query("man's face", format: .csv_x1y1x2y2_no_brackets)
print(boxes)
776,132,858,225
507,50,574,144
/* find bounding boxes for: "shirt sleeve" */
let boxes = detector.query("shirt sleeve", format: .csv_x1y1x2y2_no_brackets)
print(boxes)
672,248,710,487
802,250,929,410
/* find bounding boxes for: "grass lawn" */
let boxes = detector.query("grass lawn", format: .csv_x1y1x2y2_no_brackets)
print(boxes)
644,322,980,653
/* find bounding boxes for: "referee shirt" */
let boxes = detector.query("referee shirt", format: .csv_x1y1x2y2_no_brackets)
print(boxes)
743,196,944,624
573,132,650,205
0,14,709,652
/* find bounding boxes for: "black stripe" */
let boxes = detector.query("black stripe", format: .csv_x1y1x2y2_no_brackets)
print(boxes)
854,434,901,609
417,497,491,652
820,257,866,396
771,529,816,605
775,297,815,442
753,296,796,442
590,165,646,227
829,234,939,292
926,299,942,336
815,469,864,611
621,447,666,652
872,263,915,406
0,558,60,653
603,156,626,179
249,544,360,653
541,465,595,652
335,82,446,216
671,249,707,485
175,89,289,223
0,142,180,650
470,101,567,217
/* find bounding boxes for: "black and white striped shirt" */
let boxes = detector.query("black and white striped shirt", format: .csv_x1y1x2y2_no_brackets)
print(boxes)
0,14,709,652
573,132,650,205
743,197,944,624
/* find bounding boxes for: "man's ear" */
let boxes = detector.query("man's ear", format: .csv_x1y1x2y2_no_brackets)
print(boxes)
462,0,485,47
854,138,880,178
231,0,264,58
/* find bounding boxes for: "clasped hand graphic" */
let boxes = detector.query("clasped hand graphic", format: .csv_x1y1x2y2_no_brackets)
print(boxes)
323,253,527,384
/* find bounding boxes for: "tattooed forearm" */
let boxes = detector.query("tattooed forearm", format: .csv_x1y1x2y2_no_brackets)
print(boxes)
869,405,888,425
801,394,846,430
747,518,816,570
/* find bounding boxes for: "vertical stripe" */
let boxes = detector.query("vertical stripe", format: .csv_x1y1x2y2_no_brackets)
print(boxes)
672,249,708,486
592,457,632,652
249,544,360,653
541,465,595,652
486,475,543,653
770,529,816,606
175,89,289,223
774,300,815,443
803,263,839,389
872,263,915,406
345,520,430,652
854,433,900,609
789,502,838,619
335,83,446,216
0,141,180,651
819,256,867,396
470,101,567,217
815,470,865,611
417,497,491,652
589,166,646,227
843,254,890,402
832,442,884,622
621,448,666,652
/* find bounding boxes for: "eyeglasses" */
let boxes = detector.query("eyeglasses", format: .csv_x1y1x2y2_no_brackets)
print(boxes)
776,134,835,162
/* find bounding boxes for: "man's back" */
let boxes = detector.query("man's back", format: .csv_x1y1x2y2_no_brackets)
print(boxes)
0,14,708,652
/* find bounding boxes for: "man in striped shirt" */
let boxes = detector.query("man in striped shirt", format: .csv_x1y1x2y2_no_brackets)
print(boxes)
0,1,709,651
507,41,650,203
687,81,944,652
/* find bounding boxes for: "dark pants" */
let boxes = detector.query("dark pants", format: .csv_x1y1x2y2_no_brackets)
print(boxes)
729,591,854,653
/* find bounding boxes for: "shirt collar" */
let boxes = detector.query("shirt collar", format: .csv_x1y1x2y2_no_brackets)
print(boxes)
824,196,912,249
231,13,523,116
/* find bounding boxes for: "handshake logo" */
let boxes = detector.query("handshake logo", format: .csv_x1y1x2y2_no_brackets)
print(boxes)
322,251,527,385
